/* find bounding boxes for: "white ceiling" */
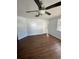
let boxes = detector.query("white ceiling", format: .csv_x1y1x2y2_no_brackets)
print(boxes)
17,0,61,19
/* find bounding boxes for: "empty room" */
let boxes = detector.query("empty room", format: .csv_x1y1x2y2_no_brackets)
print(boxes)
17,0,61,59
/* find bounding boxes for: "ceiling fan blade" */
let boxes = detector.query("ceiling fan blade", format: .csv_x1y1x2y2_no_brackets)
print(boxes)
34,0,42,10
45,11,51,15
26,10,39,13
45,1,61,10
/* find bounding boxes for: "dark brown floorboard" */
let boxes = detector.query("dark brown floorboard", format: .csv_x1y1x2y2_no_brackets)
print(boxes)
17,34,61,59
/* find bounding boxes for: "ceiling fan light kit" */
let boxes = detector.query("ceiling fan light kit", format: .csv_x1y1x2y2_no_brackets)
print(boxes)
26,0,61,17
40,10,46,14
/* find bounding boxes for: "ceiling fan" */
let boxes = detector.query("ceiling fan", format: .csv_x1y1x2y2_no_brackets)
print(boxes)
26,0,61,17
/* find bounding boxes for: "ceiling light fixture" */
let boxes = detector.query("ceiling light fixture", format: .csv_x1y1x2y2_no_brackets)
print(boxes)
40,10,46,14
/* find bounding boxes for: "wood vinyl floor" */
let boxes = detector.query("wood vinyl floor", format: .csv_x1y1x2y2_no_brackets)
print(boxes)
17,34,61,59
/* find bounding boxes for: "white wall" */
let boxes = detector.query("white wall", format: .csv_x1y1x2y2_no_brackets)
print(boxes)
17,16,28,40
17,16,61,40
27,19,47,36
48,16,61,39
17,16,47,40
57,19,61,32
